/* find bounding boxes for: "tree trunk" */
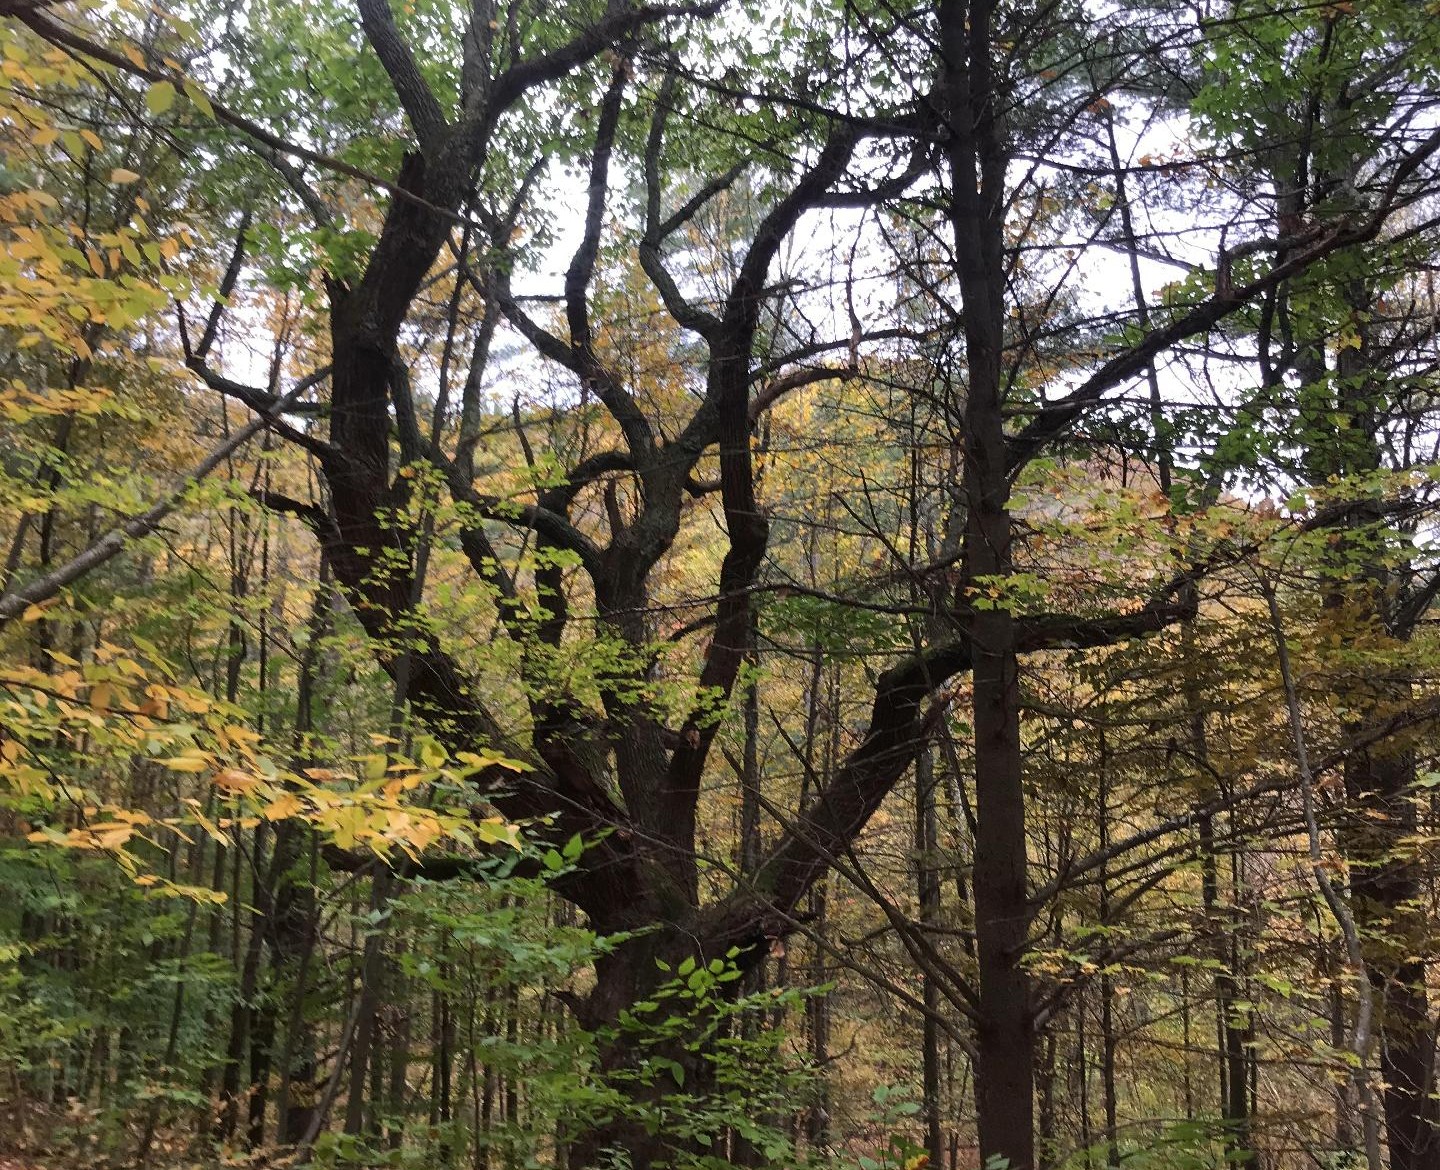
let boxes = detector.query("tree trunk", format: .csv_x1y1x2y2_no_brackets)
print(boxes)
1344,740,1440,1170
344,871,391,1139
1186,625,1253,1166
1097,747,1119,1170
917,747,945,1168
939,0,1033,1163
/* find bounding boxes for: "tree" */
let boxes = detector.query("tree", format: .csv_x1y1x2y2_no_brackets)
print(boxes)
5,0,1440,1166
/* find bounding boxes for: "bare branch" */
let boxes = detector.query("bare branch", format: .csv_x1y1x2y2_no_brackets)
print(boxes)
566,58,629,352
0,379,318,627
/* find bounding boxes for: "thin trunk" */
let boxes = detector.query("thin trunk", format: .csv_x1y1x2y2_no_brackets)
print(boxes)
274,832,320,1146
1077,990,1092,1166
804,879,830,1149
1036,1029,1057,1170
1214,822,1251,1162
917,747,944,1168
1181,967,1193,1122
209,478,249,1120
294,907,385,1163
1187,628,1252,1166
218,823,268,1142
274,562,331,1146
480,979,496,1170
134,898,201,1167
435,933,456,1162
1097,743,1119,1170
1332,969,1358,1148
731,611,765,1168
343,871,391,1138
1265,581,1384,1170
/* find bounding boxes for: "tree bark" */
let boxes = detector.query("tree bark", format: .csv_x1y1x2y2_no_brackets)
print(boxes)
938,0,1033,1164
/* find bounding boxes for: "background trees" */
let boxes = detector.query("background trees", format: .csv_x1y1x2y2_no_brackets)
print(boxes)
3,0,1440,1167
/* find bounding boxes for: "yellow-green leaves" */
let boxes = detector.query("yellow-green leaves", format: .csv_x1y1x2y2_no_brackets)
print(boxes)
144,79,176,115
1,641,524,895
181,77,214,119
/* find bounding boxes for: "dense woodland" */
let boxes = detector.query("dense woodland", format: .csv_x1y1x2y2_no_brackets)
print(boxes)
2,0,1440,1167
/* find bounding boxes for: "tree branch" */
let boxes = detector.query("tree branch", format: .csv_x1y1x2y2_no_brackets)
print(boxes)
737,583,1200,925
566,56,628,353
0,379,317,627
1006,125,1440,472
357,0,449,151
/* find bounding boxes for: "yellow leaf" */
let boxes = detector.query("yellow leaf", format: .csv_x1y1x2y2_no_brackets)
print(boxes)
110,168,141,184
475,816,521,849
263,793,304,821
171,689,210,713
159,754,210,773
326,805,368,850
140,683,170,718
212,768,259,795
79,128,103,151
189,807,229,845
8,764,51,799
89,822,137,849
114,809,151,826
